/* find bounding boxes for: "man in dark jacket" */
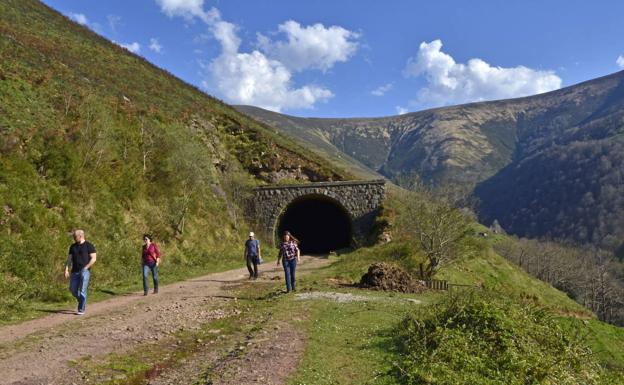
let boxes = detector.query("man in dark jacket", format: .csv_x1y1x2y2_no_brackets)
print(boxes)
244,232,261,279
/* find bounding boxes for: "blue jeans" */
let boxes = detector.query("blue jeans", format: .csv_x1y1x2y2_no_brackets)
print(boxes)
143,263,159,293
69,269,90,313
282,258,297,292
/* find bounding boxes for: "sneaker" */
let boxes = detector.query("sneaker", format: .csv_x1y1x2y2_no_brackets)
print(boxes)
76,311,85,315
144,292,148,296
153,288,158,294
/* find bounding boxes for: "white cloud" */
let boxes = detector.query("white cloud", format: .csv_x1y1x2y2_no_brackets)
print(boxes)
156,2,339,112
116,41,141,53
107,15,121,33
68,12,102,32
256,21,359,72
203,9,332,111
396,106,408,115
206,51,333,112
617,55,624,69
149,38,163,53
403,40,562,107
371,83,393,96
155,0,211,22
69,12,89,26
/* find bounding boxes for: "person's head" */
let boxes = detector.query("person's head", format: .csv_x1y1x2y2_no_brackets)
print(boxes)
73,229,85,243
143,234,152,245
249,231,255,239
283,231,291,242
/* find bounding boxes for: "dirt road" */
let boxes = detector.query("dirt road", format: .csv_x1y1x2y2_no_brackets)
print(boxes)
0,256,329,385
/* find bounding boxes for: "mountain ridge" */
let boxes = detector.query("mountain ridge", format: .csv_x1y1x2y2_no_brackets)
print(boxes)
237,69,624,249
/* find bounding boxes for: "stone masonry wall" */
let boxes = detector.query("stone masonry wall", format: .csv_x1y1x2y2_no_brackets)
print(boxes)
252,180,386,247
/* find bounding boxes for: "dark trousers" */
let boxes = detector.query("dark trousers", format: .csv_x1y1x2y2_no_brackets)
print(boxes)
246,255,258,278
282,258,297,292
143,263,159,293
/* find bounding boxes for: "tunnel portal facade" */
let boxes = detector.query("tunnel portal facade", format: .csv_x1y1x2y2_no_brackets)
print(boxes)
253,180,385,253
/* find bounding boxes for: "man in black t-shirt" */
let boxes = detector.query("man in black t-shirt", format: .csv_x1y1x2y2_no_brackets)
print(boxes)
64,229,97,315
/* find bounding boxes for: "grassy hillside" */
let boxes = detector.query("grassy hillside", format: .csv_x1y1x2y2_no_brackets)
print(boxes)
235,105,385,180
289,237,623,383
0,0,349,322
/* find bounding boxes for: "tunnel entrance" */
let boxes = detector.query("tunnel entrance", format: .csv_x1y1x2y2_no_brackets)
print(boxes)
277,195,352,254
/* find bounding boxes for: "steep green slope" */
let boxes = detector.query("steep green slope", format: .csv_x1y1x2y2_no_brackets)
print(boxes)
235,105,385,180
0,0,347,322
238,71,624,249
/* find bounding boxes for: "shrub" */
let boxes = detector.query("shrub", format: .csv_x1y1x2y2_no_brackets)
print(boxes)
394,290,606,385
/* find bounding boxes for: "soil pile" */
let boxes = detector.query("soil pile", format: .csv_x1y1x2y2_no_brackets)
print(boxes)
359,263,425,293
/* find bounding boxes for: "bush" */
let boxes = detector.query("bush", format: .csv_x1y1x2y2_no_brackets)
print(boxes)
394,290,606,385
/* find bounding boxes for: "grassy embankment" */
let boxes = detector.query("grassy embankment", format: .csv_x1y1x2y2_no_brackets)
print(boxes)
72,240,624,384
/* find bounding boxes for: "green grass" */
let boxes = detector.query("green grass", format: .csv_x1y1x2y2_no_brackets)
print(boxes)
293,244,623,380
558,318,624,373
437,248,591,317
288,298,408,385
394,290,607,385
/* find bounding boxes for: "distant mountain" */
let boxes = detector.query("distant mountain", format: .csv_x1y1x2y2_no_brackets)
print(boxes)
237,71,624,249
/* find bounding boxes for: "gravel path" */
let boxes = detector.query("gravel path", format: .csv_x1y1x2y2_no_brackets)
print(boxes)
0,256,329,385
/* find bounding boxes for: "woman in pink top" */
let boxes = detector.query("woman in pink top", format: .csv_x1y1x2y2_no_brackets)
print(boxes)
142,234,160,295
276,231,300,293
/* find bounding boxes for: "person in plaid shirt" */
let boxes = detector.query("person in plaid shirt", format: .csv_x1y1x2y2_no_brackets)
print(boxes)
276,231,300,292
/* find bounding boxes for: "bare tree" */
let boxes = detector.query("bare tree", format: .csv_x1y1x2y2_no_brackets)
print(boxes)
397,187,474,278
495,237,624,325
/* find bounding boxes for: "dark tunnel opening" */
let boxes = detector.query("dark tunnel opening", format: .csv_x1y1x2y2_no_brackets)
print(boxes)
277,195,352,254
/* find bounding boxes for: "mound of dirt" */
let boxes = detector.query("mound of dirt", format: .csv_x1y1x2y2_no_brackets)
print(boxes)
359,263,425,293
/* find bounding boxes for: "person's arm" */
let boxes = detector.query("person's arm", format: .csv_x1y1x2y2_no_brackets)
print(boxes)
64,254,72,279
296,246,301,262
152,245,160,266
83,252,97,270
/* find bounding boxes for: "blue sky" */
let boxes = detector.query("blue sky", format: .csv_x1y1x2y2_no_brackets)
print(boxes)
42,0,624,118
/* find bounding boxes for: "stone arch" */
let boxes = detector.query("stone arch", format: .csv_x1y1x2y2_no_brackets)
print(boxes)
253,180,385,251
273,193,354,254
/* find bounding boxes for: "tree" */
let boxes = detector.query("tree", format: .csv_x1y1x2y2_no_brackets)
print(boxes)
397,186,474,278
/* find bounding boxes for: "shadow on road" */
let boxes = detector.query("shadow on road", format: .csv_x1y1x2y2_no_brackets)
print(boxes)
35,309,76,315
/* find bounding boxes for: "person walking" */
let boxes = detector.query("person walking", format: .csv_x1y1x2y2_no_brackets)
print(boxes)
64,229,97,315
244,232,261,279
142,234,160,295
276,231,300,293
